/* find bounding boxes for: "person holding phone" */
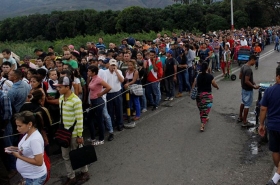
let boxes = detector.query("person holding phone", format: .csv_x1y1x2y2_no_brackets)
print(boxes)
5,111,47,185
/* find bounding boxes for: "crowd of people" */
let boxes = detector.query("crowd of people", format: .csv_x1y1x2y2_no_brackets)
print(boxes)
0,26,279,185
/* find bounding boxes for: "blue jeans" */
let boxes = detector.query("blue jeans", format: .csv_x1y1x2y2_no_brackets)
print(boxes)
215,53,220,69
25,173,46,185
3,123,16,170
178,70,191,93
103,103,113,133
130,94,141,117
275,43,279,51
140,88,147,110
146,81,160,107
89,97,105,141
107,90,123,128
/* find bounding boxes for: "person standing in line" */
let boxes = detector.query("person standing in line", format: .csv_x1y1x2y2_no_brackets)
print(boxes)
259,66,280,185
164,50,177,101
194,62,219,132
237,55,259,127
54,76,89,185
105,59,125,131
87,65,112,145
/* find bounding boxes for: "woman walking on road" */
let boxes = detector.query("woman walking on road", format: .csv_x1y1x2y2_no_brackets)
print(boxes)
194,62,219,132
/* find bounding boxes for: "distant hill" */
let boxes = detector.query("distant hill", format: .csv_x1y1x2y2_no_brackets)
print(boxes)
0,0,175,20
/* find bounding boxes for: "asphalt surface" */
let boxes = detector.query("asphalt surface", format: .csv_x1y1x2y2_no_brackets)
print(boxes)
11,45,279,185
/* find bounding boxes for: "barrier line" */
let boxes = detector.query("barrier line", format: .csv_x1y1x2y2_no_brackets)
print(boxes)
1,48,275,139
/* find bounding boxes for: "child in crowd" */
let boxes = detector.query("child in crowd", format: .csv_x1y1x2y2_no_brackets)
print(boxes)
46,69,58,98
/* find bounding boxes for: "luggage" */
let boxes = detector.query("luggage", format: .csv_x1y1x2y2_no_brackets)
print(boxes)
69,145,97,170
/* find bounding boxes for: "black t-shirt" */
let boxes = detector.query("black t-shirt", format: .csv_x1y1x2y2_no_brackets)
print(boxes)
197,73,214,92
165,58,176,77
241,65,253,91
176,56,187,72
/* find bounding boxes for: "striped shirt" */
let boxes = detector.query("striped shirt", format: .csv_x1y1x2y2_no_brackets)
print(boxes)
59,92,83,137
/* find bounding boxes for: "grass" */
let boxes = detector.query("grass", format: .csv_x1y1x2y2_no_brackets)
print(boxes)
0,30,178,59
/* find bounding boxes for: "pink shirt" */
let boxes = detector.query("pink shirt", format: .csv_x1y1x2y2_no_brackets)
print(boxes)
88,76,103,99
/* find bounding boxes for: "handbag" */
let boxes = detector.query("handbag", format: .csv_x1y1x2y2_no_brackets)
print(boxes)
55,100,77,148
69,145,97,170
129,84,143,96
191,87,198,100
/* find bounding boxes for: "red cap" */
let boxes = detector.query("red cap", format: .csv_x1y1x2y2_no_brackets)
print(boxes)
159,44,166,48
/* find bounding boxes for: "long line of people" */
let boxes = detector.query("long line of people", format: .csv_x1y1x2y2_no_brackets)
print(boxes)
0,26,278,184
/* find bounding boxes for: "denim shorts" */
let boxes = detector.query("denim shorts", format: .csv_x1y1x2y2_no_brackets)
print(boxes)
241,89,253,108
25,174,46,185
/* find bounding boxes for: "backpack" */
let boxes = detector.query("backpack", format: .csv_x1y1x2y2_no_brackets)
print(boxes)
0,80,6,90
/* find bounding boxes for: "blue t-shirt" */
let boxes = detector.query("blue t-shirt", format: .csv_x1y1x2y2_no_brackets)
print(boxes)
260,84,280,131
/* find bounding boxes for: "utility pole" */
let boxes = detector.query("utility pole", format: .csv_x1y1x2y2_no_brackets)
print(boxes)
231,0,234,30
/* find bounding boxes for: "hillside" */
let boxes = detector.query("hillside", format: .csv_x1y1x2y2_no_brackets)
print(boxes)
0,0,174,20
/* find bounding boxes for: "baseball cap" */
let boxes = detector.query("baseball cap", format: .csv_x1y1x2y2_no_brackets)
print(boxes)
103,58,110,64
98,56,105,61
167,50,173,55
54,76,72,86
109,59,118,66
179,42,184,45
159,43,166,48
68,45,74,49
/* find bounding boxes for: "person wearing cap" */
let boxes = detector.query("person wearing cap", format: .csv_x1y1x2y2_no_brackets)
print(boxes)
176,49,191,98
55,76,90,184
68,45,80,55
240,35,248,46
105,59,125,131
62,50,78,69
164,50,177,101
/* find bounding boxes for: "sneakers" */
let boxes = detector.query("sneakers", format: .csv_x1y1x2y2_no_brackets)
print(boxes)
267,179,276,185
141,109,147,113
63,177,77,185
212,70,215,74
217,69,221,72
92,140,104,146
165,97,174,101
176,93,183,98
164,97,169,101
241,122,255,127
152,106,158,111
108,133,114,141
169,97,174,101
124,122,136,129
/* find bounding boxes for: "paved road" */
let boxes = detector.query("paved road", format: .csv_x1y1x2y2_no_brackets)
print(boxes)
13,45,280,185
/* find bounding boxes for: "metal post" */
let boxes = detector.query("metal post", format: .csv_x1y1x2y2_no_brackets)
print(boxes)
124,91,136,128
231,0,234,30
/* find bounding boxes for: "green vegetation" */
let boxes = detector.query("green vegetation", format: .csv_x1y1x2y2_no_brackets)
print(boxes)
0,0,278,58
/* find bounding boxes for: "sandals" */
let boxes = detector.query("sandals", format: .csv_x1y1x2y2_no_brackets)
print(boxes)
237,117,242,122
200,124,205,132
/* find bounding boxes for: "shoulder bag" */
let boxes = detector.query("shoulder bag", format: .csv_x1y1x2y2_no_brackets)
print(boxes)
55,100,77,148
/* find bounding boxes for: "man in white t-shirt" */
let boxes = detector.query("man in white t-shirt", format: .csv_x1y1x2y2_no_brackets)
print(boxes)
240,36,248,46
105,59,125,131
